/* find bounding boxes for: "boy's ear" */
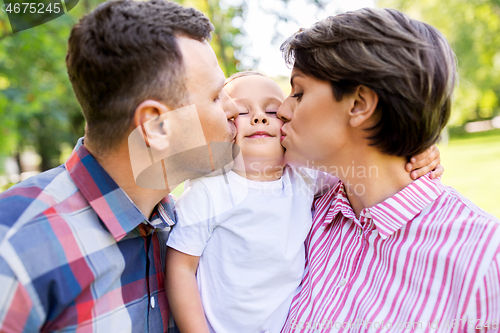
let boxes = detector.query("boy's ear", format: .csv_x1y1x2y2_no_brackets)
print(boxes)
348,85,379,128
133,100,171,151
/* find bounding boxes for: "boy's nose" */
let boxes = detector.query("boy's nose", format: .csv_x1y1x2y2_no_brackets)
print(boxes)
251,113,269,125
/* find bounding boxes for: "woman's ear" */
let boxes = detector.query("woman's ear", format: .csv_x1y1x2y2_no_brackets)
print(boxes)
133,100,171,151
348,85,379,128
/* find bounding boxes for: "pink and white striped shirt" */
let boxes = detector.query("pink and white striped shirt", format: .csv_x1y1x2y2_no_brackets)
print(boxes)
282,174,500,332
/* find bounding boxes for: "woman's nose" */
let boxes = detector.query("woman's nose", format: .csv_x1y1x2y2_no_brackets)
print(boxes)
277,97,292,123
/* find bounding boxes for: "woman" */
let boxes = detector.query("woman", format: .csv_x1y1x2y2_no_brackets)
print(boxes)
277,8,500,332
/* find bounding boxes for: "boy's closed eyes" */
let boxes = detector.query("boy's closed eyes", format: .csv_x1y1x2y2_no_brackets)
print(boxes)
224,73,287,181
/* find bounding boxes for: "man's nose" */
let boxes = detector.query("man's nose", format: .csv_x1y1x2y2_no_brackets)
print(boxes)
221,89,238,120
277,97,292,123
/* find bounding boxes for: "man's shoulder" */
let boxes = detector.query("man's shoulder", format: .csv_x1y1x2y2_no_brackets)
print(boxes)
0,165,79,237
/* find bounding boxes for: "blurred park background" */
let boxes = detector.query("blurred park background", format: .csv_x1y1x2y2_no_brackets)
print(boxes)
0,0,499,218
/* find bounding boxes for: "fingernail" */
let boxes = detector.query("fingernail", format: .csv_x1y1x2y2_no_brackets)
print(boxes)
411,158,416,163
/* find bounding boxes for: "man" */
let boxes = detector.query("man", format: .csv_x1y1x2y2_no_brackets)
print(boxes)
0,0,238,331
277,8,500,331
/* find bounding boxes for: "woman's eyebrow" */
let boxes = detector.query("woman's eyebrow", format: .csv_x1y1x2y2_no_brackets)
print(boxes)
290,73,304,88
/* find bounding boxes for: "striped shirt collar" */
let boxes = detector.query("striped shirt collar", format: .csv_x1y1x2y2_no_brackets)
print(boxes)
65,138,175,241
327,173,446,239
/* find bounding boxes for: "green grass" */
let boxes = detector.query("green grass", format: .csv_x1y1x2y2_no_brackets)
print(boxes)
438,129,500,219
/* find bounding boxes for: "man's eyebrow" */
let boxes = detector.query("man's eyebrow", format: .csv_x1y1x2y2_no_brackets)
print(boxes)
218,77,225,94
290,73,303,88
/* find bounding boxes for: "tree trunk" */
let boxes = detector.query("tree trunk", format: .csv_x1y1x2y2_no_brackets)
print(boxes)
15,145,22,174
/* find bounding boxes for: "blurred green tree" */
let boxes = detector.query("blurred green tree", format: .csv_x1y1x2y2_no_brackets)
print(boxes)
0,11,85,171
269,0,500,128
378,0,500,127
175,0,246,76
0,0,246,174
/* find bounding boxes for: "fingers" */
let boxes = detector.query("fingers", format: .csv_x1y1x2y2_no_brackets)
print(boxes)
408,145,438,171
430,164,444,179
410,155,441,180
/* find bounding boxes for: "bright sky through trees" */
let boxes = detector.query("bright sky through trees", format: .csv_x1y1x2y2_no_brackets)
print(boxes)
238,0,375,77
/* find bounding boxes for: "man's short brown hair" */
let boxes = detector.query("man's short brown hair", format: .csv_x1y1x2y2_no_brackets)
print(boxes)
281,8,457,157
66,0,213,153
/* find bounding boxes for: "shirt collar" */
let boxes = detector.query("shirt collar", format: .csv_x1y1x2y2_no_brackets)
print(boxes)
368,173,445,239
326,173,445,239
150,196,177,229
324,182,357,224
65,138,176,241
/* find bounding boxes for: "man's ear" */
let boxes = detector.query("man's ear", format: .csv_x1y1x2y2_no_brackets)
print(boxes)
348,85,379,128
133,100,171,151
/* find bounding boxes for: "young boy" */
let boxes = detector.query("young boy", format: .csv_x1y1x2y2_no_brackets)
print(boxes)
165,72,442,333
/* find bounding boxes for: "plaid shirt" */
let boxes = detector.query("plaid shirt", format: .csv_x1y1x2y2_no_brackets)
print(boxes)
0,138,179,332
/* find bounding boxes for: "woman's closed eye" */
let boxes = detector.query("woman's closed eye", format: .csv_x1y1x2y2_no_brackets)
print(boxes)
291,92,303,101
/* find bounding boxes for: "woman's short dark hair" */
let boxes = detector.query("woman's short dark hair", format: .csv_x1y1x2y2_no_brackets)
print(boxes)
66,0,213,153
281,8,457,157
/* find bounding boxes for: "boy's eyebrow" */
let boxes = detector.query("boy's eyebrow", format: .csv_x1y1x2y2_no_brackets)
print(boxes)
263,97,284,106
233,97,283,105
232,97,247,104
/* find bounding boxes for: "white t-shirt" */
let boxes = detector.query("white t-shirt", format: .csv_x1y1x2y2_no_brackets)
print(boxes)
167,166,337,333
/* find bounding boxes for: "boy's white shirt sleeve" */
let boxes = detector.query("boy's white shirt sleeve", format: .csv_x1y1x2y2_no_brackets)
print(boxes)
297,167,339,197
166,179,217,256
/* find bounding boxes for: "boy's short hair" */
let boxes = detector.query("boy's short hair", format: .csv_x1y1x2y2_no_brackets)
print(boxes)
66,0,213,153
225,71,267,86
281,8,457,157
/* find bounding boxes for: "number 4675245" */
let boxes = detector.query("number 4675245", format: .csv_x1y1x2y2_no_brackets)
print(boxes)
3,2,61,14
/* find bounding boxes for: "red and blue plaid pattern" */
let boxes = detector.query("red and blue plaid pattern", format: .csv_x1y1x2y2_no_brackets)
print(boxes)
0,138,177,332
